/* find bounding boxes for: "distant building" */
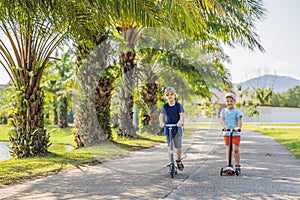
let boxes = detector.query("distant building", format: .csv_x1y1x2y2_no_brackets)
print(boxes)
196,90,258,118
196,91,235,118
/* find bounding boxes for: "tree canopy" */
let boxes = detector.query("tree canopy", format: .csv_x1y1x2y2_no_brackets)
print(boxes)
0,0,267,156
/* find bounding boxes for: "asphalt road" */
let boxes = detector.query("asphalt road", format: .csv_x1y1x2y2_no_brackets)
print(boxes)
0,129,299,200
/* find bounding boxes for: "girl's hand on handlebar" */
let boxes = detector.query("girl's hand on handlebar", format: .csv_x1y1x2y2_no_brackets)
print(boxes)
234,127,241,132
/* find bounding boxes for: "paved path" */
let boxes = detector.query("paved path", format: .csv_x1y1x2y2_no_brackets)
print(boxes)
0,129,299,200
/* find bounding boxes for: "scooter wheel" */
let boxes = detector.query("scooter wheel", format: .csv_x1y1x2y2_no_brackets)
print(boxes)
220,168,223,176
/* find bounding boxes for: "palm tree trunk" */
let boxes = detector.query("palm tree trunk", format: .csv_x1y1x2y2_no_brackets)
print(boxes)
94,75,115,140
74,33,106,145
142,82,159,134
75,67,114,145
53,96,58,125
75,39,114,145
9,84,50,158
75,77,109,145
117,51,138,138
58,96,68,128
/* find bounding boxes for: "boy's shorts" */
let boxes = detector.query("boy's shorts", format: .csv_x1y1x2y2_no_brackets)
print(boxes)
166,128,182,149
223,136,241,146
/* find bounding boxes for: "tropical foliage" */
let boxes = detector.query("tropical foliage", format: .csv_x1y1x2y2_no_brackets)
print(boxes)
43,51,76,128
0,85,14,124
270,86,300,107
0,0,267,157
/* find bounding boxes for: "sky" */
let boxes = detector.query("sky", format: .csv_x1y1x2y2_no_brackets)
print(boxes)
223,0,300,83
1,0,300,84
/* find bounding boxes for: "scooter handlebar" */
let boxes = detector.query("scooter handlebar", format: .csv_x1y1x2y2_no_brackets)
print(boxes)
165,124,178,128
222,128,241,132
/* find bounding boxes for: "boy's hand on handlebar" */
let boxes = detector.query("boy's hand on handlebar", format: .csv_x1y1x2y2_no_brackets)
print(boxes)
160,123,164,129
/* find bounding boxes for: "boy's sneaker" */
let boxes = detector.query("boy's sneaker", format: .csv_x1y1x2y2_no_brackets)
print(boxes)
176,159,184,171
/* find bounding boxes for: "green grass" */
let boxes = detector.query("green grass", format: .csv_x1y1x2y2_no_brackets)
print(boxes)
0,124,11,141
47,126,77,152
245,125,300,158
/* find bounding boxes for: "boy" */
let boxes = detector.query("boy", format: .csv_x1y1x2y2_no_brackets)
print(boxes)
220,93,243,172
159,87,184,171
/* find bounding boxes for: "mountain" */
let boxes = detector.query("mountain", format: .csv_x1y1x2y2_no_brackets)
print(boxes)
235,74,300,93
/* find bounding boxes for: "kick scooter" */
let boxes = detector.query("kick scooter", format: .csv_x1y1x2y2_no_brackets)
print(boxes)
166,124,178,178
220,129,241,176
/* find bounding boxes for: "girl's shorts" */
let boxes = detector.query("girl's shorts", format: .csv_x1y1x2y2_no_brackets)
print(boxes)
223,136,241,146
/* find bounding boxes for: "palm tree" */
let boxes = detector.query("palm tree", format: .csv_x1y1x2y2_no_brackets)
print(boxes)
42,68,59,125
43,51,76,128
0,1,70,157
81,1,216,139
133,28,231,131
72,0,160,142
116,0,266,136
72,29,116,145
116,25,143,138
135,48,163,133
113,0,213,137
254,88,273,106
55,52,75,128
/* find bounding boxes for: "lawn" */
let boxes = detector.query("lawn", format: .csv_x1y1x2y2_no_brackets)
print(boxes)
0,125,11,141
244,124,300,158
